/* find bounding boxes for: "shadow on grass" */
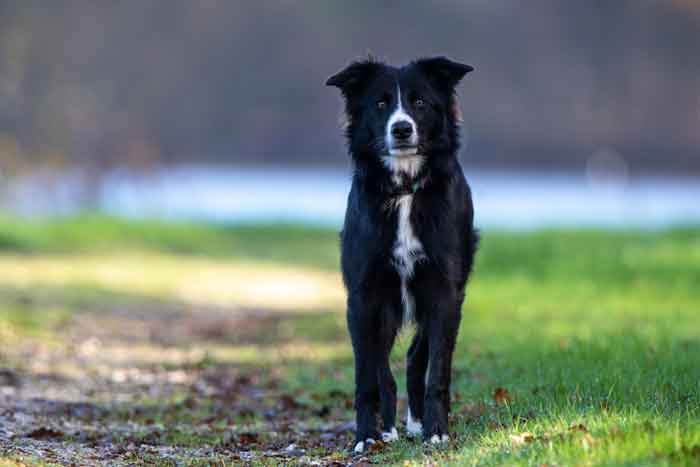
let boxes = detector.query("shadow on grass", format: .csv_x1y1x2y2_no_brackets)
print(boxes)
0,284,348,351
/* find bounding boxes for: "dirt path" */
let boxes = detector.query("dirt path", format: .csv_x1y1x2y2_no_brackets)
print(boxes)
0,304,360,466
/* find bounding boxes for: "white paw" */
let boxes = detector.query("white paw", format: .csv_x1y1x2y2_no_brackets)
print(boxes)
381,427,399,442
406,408,423,437
429,434,450,444
353,437,375,453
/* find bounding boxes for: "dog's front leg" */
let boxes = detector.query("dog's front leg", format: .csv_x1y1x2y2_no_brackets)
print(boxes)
377,305,400,443
422,290,461,443
406,328,429,437
347,293,381,452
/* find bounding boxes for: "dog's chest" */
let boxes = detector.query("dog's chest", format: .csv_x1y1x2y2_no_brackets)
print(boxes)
391,194,426,278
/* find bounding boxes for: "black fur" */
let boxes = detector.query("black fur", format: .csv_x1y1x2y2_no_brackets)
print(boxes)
326,57,478,446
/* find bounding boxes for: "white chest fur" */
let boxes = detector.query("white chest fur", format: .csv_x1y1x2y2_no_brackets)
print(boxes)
392,194,426,322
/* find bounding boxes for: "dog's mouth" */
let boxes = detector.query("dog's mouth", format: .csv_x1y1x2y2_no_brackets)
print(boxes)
388,145,419,157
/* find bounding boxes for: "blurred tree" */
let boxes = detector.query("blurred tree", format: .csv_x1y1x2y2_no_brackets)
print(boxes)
0,1,698,176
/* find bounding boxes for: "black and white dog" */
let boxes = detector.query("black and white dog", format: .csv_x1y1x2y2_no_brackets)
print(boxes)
326,57,478,452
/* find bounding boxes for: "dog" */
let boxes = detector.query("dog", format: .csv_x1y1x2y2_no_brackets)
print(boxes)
326,56,478,452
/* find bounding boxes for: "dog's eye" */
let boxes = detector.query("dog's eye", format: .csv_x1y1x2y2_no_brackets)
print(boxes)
376,100,387,110
414,98,425,108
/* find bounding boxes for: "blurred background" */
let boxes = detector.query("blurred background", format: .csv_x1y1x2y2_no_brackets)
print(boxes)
1,4,700,464
1,1,699,228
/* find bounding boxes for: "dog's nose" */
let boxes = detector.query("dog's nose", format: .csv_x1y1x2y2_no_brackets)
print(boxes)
391,121,413,140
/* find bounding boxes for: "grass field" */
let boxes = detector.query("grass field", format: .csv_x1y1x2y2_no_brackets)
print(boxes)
0,216,698,466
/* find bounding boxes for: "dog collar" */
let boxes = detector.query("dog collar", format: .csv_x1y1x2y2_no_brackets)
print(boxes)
387,176,426,197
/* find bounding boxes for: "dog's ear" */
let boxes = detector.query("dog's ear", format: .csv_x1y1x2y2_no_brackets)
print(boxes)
415,56,474,89
326,59,381,96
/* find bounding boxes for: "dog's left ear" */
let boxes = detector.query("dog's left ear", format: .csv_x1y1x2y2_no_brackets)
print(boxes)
415,56,474,89
325,59,380,97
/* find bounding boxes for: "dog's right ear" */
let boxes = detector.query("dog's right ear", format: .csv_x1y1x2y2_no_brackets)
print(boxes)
414,56,474,91
326,60,380,96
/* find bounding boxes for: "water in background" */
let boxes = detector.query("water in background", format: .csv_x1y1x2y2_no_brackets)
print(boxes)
102,166,700,229
6,165,700,229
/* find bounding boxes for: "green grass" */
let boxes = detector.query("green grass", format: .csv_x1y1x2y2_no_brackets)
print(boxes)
0,214,339,269
0,215,698,466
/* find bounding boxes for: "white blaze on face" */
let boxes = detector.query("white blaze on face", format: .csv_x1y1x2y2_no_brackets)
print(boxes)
382,83,424,183
385,84,418,156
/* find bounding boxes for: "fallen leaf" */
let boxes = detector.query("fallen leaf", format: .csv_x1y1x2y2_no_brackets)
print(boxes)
279,394,303,410
510,431,535,447
235,375,252,386
488,420,505,430
183,396,197,409
367,439,386,453
238,432,259,445
568,423,588,433
25,428,65,440
327,389,346,399
460,401,487,420
0,369,20,387
493,387,513,404
581,432,595,450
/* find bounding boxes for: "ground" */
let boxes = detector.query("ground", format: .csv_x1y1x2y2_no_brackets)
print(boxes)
0,216,698,466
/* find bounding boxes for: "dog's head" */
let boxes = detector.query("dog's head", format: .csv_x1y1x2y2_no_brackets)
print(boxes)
326,57,473,165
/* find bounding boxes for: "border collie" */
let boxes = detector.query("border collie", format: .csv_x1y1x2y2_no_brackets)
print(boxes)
326,56,478,452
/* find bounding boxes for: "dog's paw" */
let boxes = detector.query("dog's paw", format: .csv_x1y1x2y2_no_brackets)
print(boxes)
381,427,399,442
406,408,423,437
429,434,450,444
353,437,375,453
